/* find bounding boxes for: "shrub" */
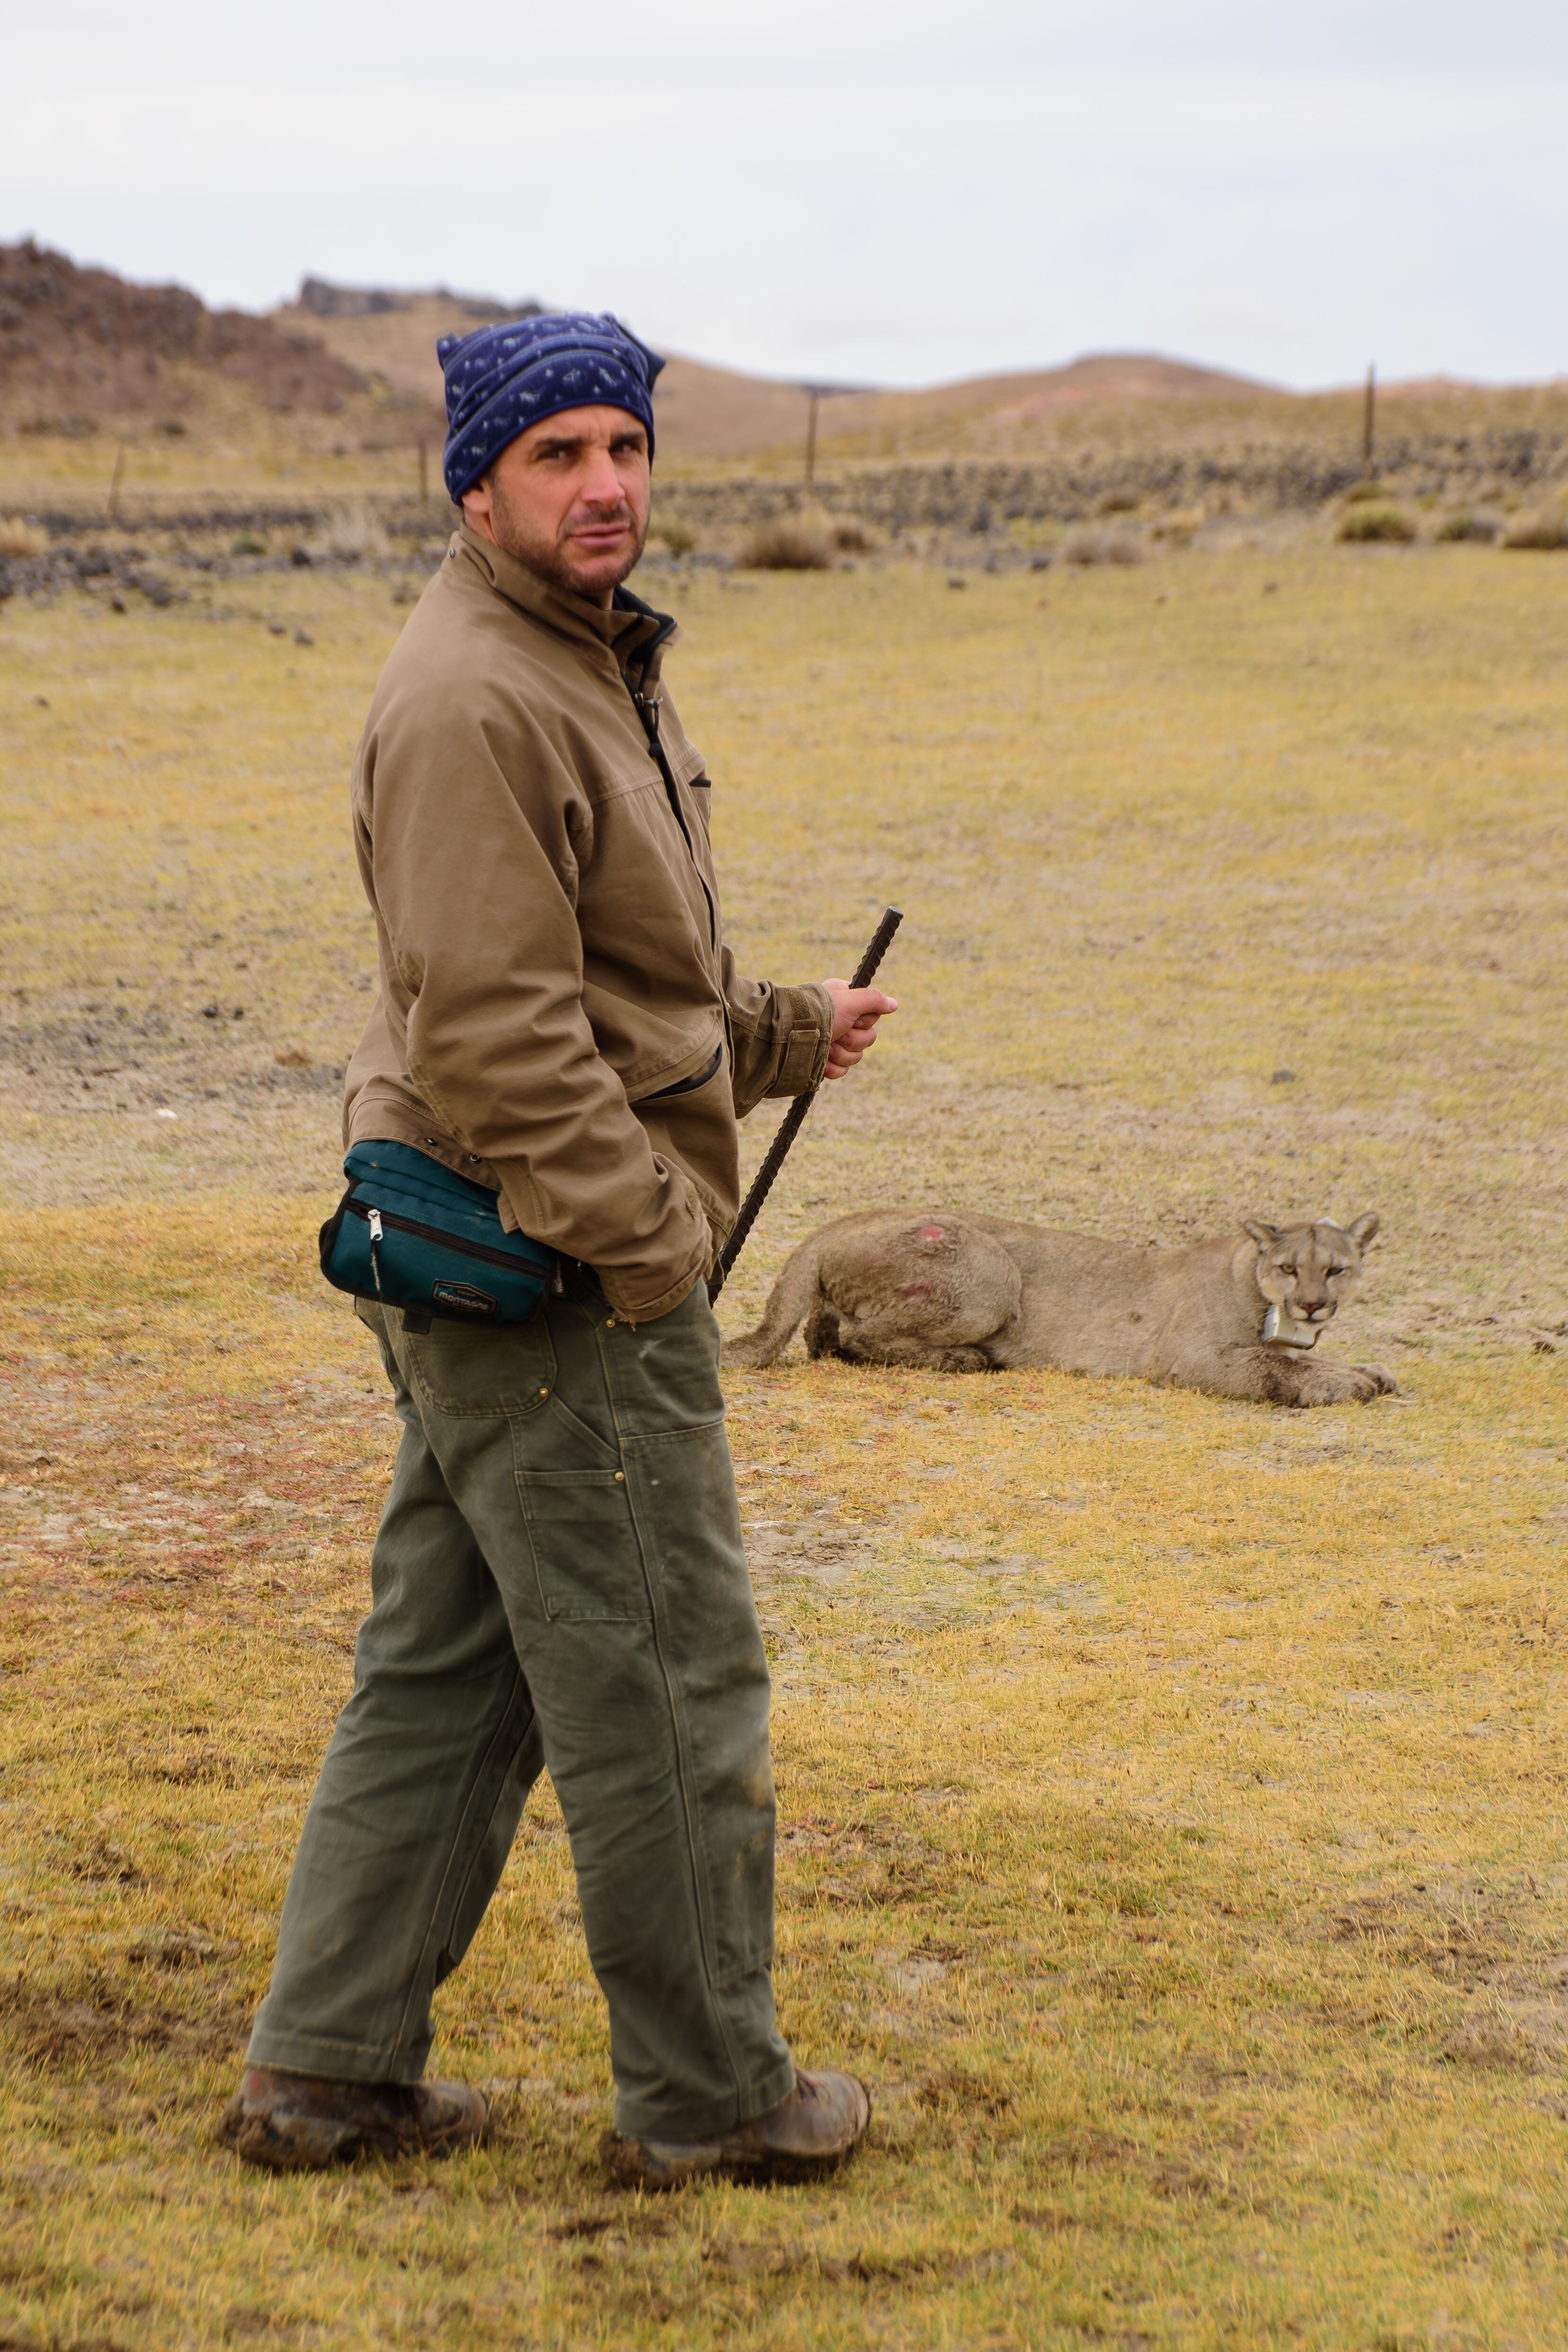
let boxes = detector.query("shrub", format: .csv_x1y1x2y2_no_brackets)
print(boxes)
1435,512,1499,544
229,531,268,556
1062,525,1143,567
1151,508,1204,547
0,516,48,557
738,517,833,571
1343,477,1387,503
831,519,879,554
648,516,698,557
1500,508,1568,550
1097,490,1140,516
1337,504,1416,544
18,413,98,438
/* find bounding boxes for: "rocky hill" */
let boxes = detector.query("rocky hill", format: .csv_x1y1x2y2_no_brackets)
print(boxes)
0,241,365,433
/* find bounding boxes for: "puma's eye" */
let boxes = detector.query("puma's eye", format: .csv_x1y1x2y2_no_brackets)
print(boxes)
1327,1263,1348,1277
1281,1264,1298,1278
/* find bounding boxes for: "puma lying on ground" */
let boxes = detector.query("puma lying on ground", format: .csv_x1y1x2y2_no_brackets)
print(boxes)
724,1210,1396,1406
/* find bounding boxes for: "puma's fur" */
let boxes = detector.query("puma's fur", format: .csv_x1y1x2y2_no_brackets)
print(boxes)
724,1210,1396,1407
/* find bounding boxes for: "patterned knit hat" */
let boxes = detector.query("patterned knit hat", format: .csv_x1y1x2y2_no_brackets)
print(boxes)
438,312,663,501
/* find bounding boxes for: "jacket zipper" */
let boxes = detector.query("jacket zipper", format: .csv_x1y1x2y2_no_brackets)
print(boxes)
346,1195,542,1273
617,599,732,1075
627,674,720,956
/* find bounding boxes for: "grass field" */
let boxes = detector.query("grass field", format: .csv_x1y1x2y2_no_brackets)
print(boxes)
2,532,1567,2349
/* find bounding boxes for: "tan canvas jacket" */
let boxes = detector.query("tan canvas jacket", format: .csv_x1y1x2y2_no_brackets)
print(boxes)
342,524,832,1320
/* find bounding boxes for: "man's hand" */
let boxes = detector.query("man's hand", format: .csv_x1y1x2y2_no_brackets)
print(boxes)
821,979,898,1080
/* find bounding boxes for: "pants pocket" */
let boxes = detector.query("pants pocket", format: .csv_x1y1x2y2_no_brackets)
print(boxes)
401,1317,557,1419
517,1467,650,1622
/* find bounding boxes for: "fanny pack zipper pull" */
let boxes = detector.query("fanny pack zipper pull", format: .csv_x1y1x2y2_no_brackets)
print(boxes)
367,1206,385,1295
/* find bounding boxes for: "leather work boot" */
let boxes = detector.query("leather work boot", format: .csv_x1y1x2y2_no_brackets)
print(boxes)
216,2065,487,2172
602,2068,871,2190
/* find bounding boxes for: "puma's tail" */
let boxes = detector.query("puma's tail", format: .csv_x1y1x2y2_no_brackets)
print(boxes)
720,1233,827,1368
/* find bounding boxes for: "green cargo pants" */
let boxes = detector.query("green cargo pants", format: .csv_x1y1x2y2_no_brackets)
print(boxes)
245,1270,795,2143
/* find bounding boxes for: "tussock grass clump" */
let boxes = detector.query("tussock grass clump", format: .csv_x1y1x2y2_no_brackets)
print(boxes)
1337,503,1417,543
1500,505,1568,550
0,513,48,556
1435,511,1500,543
1342,476,1388,503
738,514,834,570
1062,523,1143,566
304,503,391,563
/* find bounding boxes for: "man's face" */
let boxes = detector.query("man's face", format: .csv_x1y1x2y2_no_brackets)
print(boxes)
460,405,651,605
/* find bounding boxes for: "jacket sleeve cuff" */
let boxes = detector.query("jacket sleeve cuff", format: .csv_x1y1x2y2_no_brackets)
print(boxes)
763,982,833,1100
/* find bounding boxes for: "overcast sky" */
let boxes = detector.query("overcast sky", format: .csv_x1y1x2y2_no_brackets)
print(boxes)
6,0,1564,390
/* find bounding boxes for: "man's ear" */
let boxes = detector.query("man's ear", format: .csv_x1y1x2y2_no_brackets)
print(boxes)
459,474,496,542
1346,1211,1380,1249
1242,1219,1280,1251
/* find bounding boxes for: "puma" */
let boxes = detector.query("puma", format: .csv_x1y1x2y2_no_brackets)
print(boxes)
723,1210,1396,1407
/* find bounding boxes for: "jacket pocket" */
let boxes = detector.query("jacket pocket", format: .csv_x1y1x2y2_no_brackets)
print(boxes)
516,1466,650,1622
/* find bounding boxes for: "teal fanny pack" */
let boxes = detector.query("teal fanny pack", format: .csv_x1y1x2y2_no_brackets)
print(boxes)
319,1141,557,1332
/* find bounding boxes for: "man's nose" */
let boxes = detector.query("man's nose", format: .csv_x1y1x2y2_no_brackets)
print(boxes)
580,452,627,506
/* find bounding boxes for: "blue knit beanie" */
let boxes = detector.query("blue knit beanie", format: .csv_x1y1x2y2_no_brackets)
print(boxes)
438,312,664,502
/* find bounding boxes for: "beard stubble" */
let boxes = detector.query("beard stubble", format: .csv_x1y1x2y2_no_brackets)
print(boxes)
485,474,648,601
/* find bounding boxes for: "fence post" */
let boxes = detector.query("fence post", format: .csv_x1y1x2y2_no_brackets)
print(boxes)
107,441,126,526
1362,364,1376,475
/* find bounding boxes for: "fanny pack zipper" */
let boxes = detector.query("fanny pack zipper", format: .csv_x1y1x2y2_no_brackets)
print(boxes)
348,1195,538,1273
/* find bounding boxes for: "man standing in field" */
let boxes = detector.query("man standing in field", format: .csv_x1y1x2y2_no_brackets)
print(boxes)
218,314,894,2186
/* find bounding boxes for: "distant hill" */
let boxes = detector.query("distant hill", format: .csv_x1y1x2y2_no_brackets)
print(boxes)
271,279,1279,469
0,240,364,431
271,281,822,464
4,247,1558,485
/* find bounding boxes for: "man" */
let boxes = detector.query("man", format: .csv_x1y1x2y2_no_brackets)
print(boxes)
218,313,896,2188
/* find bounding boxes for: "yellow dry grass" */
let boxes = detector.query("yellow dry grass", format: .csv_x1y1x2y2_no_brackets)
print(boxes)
2,538,1567,2349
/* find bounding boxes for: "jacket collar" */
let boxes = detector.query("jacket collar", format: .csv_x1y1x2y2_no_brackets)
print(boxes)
452,523,677,678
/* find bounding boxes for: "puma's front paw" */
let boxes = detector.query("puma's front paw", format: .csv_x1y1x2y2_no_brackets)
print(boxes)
1294,1359,1399,1406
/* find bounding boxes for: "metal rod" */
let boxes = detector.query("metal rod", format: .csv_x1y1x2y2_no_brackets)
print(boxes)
708,906,902,1304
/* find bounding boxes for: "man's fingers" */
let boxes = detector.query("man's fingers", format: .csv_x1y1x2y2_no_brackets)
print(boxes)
822,980,899,1042
822,978,898,1079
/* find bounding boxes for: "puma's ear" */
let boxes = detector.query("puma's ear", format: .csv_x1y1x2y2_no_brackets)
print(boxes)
1242,1219,1280,1251
1346,1211,1380,1249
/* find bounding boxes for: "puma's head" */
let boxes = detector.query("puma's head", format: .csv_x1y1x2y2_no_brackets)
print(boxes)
1241,1212,1380,1346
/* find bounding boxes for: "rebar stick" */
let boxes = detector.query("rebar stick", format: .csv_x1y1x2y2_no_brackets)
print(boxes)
708,905,902,1304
